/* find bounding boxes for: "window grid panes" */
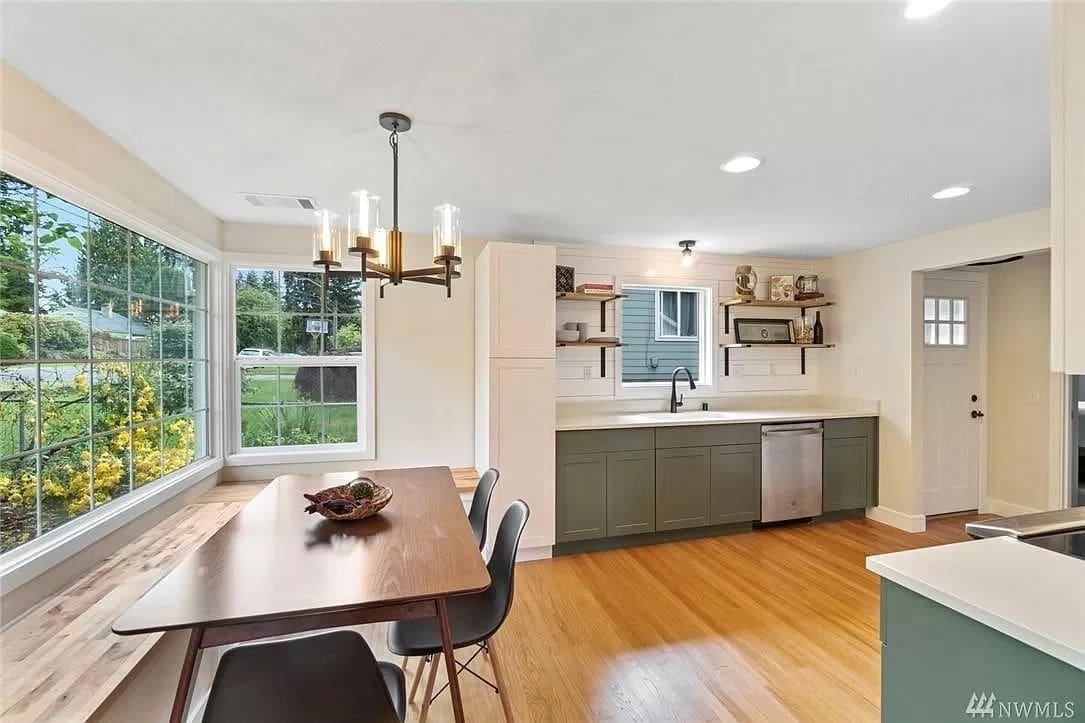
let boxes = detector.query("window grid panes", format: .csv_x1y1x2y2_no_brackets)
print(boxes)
923,296,967,347
235,268,364,449
0,172,209,553
655,289,699,340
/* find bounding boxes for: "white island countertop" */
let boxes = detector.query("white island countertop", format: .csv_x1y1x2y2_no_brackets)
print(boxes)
556,406,877,432
867,537,1085,671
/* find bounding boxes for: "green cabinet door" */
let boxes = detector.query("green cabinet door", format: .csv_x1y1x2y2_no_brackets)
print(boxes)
823,436,872,511
655,447,711,531
709,443,761,524
556,452,607,542
605,450,655,537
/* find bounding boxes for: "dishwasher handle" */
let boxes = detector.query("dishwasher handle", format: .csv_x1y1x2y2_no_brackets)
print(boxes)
762,428,823,438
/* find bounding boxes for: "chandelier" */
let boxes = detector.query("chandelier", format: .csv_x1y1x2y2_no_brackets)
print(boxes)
311,111,463,299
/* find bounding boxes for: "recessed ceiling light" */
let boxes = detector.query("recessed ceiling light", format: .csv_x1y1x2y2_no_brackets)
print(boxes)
720,154,762,174
903,0,951,20
932,185,971,200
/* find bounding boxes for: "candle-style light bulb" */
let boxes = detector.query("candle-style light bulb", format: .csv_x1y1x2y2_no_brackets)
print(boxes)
433,203,461,260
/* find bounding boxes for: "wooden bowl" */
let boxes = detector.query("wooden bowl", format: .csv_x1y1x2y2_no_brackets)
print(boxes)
303,478,393,521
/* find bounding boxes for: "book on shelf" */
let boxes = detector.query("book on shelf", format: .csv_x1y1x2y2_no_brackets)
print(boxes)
575,283,615,294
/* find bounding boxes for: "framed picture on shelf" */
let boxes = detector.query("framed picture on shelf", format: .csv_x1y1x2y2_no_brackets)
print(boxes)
733,318,795,344
770,275,795,301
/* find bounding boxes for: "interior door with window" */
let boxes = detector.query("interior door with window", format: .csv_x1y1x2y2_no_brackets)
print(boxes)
922,273,987,515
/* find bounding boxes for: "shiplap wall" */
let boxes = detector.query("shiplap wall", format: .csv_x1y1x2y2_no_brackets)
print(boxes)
554,243,819,399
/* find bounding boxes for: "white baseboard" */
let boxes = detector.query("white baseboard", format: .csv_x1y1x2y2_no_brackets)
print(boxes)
516,545,553,562
866,506,927,533
985,498,1042,518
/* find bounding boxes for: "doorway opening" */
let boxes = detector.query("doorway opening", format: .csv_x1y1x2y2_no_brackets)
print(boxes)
919,251,1058,517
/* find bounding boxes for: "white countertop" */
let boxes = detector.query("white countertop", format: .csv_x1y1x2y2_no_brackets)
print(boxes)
867,537,1085,671
556,406,877,431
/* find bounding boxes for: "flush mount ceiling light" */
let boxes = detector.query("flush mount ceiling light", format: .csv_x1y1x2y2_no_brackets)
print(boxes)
311,111,463,300
903,0,952,19
932,185,971,200
720,154,762,174
679,239,697,267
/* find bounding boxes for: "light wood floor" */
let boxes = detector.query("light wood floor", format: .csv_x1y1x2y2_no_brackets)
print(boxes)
1,480,982,722
379,513,981,723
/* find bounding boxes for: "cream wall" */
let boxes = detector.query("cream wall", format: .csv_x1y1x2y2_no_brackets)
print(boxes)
220,223,483,480
815,209,1050,528
985,252,1058,514
0,61,221,251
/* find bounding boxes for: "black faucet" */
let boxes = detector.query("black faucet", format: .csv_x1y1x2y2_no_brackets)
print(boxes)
669,366,696,413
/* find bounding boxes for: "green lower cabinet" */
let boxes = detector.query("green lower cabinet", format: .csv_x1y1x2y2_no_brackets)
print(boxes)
823,436,874,512
881,580,1084,722
709,443,761,524
605,450,655,537
555,452,607,543
655,447,711,531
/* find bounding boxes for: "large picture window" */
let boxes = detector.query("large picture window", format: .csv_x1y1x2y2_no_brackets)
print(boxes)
234,268,367,451
0,172,209,554
621,284,709,384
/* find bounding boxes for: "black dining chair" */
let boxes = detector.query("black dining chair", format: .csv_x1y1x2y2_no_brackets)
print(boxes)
388,500,529,723
202,630,406,723
469,467,500,551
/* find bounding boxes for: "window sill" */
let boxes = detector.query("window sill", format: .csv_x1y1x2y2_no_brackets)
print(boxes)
227,445,375,467
0,456,223,594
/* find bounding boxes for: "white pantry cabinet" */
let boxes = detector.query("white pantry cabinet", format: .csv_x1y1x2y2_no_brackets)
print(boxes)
475,243,557,359
1052,2,1085,373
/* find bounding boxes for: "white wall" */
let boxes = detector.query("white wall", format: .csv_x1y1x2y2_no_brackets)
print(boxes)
816,209,1050,526
985,252,1059,514
0,61,221,252
554,243,819,400
220,223,484,480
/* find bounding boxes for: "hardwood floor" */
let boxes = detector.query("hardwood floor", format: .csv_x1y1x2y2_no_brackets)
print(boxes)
372,514,981,723
0,479,982,722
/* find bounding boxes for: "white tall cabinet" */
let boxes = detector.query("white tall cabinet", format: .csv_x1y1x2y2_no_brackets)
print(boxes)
475,242,557,551
1052,2,1085,374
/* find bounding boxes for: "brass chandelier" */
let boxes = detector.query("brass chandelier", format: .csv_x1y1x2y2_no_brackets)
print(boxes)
311,111,463,299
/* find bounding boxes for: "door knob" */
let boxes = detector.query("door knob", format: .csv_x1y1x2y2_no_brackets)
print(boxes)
971,410,985,419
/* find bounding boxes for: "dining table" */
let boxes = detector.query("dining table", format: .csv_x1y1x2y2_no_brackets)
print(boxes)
112,466,491,723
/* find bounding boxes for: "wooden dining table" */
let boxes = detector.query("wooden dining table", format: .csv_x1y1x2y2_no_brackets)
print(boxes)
112,467,490,723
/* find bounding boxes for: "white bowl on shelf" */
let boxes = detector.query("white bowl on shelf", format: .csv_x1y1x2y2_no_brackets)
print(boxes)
556,329,580,343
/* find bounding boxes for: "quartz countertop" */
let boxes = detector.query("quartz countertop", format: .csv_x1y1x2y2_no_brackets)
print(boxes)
867,537,1085,671
556,406,877,432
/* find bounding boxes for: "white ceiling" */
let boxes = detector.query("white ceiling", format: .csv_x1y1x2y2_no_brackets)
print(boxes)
0,2,1049,258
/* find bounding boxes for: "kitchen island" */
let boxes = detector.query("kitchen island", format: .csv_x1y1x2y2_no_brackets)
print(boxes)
867,537,1085,721
554,402,879,553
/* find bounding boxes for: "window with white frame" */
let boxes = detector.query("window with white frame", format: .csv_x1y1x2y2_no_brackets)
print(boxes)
621,285,710,384
655,289,699,340
233,268,369,451
924,296,968,346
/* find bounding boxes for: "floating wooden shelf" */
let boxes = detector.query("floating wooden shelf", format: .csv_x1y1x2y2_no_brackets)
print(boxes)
556,290,625,377
721,298,834,333
556,292,624,303
720,343,834,376
555,340,623,377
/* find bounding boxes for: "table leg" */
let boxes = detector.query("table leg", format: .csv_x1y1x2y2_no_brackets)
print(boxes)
436,598,465,723
170,627,205,723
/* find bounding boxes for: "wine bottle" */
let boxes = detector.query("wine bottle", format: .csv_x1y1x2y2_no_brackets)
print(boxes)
813,311,824,344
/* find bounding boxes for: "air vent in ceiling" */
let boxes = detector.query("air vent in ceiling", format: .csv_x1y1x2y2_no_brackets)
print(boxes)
240,192,318,210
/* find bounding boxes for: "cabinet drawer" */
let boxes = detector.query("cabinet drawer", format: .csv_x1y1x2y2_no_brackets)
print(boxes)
823,417,876,440
654,423,760,449
557,428,655,455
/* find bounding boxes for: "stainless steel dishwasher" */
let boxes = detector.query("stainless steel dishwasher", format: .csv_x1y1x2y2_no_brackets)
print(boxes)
761,422,823,522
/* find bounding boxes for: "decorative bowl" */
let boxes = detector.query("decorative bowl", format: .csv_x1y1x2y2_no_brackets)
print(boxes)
303,477,393,521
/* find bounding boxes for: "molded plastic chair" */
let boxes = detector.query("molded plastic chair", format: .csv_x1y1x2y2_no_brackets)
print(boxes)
203,630,406,723
388,500,529,722
468,468,500,551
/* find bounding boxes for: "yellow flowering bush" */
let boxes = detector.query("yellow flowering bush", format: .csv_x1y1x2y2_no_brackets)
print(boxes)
0,362,196,552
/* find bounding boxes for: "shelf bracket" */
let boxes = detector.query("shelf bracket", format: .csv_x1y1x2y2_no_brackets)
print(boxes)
600,300,607,333
724,346,730,377
600,346,606,378
724,304,731,335
801,347,806,375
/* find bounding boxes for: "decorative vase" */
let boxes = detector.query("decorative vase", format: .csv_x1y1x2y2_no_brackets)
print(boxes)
735,265,757,300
